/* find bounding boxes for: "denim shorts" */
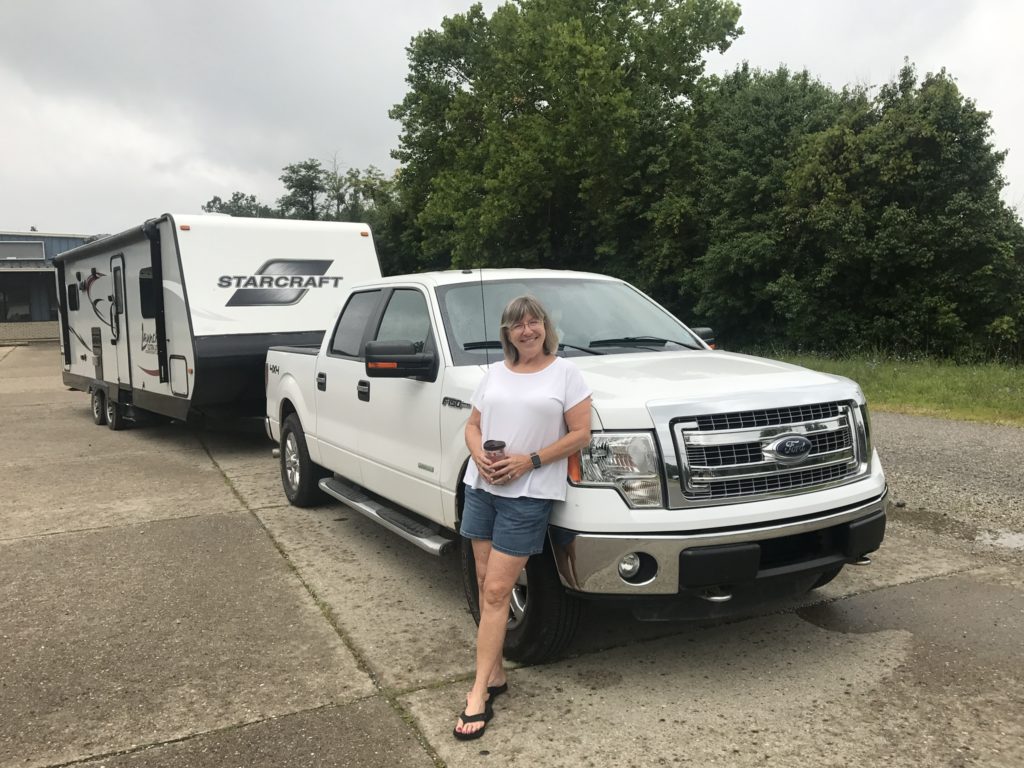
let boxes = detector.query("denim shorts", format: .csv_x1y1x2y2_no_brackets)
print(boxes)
460,486,554,557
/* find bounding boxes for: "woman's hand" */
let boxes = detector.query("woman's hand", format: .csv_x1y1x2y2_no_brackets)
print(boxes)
466,408,501,483
472,450,498,483
489,454,534,485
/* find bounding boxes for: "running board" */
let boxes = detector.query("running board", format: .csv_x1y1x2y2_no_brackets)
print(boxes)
318,476,455,556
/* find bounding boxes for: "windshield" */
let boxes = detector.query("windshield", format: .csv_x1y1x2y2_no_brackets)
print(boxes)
436,277,703,366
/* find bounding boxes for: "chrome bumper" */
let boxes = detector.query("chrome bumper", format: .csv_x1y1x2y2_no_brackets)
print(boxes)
548,490,888,595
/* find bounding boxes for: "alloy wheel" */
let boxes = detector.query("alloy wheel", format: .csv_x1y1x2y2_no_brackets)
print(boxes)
284,432,301,491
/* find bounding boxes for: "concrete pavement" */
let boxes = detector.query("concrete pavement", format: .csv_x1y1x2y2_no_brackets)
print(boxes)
0,344,435,768
2,342,1022,767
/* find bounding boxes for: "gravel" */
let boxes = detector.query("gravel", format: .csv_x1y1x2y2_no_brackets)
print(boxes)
872,411,1024,546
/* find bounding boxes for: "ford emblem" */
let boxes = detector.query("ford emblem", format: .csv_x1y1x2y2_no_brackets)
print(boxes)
766,434,813,465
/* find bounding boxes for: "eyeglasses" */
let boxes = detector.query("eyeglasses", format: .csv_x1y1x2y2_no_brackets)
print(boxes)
510,318,543,333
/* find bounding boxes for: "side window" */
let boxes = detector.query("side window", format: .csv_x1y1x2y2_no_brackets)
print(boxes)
112,267,124,314
374,289,432,352
330,290,381,357
139,267,156,319
67,284,80,312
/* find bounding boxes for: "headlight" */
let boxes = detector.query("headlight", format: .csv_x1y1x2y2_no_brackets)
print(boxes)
858,402,873,459
576,432,663,508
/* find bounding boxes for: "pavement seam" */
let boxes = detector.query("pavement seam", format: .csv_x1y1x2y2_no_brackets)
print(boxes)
0,510,246,544
199,436,448,768
31,701,382,768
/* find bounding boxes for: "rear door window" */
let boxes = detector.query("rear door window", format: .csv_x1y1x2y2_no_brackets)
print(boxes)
329,290,382,358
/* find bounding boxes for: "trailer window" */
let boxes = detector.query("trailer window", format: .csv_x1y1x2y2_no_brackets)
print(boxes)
112,267,124,314
67,283,80,312
330,290,381,357
139,268,156,319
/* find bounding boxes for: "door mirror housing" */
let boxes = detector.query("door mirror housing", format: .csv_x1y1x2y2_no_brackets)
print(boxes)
691,327,716,349
365,340,438,381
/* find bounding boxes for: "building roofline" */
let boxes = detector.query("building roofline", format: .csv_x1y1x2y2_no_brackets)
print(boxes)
0,230,93,238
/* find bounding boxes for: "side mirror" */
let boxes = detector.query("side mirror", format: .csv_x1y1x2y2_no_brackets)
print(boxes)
365,340,438,381
691,327,717,349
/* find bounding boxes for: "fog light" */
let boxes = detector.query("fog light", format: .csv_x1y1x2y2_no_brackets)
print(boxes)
618,552,641,578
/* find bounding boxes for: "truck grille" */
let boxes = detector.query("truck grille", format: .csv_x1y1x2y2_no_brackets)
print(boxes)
674,401,861,501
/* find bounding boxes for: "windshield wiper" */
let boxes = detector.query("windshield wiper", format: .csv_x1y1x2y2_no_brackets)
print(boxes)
559,342,603,355
463,340,502,350
465,339,603,355
589,335,701,350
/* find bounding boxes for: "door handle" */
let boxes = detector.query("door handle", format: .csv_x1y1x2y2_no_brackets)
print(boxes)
357,379,370,402
316,372,327,391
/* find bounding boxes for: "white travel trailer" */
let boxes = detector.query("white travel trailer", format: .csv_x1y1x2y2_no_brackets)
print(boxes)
54,214,381,428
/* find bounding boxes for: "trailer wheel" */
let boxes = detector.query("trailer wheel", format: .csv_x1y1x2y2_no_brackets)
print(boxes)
280,414,328,507
106,398,125,431
460,536,581,664
809,565,843,590
91,389,107,426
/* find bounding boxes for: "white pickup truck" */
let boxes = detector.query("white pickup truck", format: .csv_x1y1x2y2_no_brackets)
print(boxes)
265,269,887,662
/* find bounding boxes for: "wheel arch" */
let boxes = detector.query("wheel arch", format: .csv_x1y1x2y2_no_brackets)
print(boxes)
453,455,471,529
279,397,298,427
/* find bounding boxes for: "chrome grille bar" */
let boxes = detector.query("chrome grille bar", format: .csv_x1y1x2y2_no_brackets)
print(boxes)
692,463,854,500
682,415,849,446
691,402,841,431
688,448,855,482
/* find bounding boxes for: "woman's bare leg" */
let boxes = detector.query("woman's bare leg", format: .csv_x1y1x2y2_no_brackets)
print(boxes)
455,546,527,736
471,540,507,689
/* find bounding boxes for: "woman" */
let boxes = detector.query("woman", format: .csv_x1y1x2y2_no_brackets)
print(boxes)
453,295,592,740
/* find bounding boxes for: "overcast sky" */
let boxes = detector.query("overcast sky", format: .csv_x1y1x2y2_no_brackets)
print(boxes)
1,0,1020,236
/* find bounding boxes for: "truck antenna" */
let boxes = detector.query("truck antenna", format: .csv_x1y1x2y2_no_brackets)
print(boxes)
479,267,490,366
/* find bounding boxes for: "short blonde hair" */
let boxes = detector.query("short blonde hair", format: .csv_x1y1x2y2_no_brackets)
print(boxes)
499,295,559,363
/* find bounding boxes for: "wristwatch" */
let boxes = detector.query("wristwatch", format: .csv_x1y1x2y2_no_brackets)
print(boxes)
530,452,542,469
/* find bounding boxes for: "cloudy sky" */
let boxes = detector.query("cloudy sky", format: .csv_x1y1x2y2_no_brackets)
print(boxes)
1,0,1020,236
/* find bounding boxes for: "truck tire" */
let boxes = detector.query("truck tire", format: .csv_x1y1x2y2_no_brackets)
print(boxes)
280,414,328,507
106,398,125,431
460,536,581,664
91,389,107,426
809,565,843,590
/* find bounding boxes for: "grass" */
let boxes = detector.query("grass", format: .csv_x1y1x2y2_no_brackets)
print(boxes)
756,352,1024,427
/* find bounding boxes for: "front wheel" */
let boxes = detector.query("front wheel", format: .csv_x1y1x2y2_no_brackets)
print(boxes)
91,389,107,425
460,536,581,664
280,414,328,507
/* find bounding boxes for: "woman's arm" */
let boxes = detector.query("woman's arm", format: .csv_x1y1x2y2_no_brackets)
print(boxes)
465,407,496,482
491,397,592,483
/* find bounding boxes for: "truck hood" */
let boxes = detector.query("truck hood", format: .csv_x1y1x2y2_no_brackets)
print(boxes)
573,350,864,430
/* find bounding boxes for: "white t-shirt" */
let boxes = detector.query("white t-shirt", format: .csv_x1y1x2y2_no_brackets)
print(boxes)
464,356,592,501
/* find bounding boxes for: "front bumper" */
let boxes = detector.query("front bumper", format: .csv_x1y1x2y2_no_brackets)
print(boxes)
548,489,887,595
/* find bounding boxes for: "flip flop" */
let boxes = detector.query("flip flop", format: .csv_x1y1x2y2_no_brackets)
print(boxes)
487,682,509,701
453,702,494,741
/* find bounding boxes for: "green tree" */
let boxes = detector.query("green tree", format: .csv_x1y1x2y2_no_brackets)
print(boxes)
277,158,330,220
202,160,416,274
674,65,844,339
775,64,1023,355
391,0,742,273
201,191,276,218
332,165,419,275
